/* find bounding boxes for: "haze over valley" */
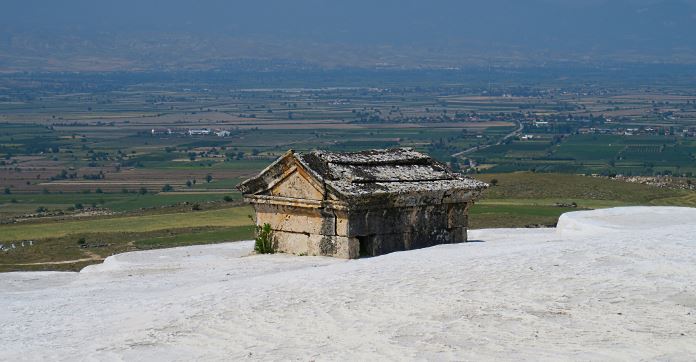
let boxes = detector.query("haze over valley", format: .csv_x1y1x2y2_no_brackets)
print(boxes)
3,0,696,71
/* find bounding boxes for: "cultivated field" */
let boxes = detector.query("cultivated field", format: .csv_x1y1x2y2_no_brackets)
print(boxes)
2,75,696,271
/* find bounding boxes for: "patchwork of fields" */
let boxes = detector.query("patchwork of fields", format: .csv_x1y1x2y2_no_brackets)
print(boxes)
1,83,696,271
471,134,696,175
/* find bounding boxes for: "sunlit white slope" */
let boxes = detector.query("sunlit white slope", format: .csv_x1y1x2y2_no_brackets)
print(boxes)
1,207,695,361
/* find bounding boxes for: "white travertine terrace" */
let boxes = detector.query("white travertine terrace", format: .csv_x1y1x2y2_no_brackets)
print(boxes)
2,207,696,360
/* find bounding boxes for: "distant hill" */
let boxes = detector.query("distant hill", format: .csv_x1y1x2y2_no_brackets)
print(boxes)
1,0,696,71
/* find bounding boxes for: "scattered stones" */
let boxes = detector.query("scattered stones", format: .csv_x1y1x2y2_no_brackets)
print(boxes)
597,175,696,191
0,240,36,252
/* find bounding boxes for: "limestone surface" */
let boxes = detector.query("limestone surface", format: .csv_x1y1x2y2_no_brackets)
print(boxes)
2,207,695,360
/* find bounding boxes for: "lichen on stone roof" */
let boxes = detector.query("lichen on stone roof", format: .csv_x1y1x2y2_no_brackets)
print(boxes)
328,163,451,182
328,177,488,197
239,148,488,200
297,148,488,198
312,148,431,166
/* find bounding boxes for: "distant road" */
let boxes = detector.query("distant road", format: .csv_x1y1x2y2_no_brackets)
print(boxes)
452,120,524,158
0,251,103,267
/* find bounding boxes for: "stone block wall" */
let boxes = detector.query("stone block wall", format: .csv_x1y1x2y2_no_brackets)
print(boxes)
253,201,470,259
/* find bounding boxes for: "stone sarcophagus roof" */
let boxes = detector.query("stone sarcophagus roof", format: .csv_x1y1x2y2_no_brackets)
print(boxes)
239,148,487,258
237,148,487,209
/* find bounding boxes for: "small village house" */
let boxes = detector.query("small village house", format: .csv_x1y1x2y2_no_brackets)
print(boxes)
188,129,211,136
238,148,487,258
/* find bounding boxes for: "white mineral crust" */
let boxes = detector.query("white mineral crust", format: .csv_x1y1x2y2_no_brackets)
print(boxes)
2,207,695,361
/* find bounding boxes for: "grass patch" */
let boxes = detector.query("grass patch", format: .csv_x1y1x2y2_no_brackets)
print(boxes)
0,225,255,272
0,206,254,242
469,204,568,228
473,172,688,203
468,172,696,228
135,225,254,249
0,192,242,218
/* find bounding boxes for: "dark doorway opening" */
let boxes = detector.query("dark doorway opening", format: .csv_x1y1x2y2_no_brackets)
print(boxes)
358,235,374,258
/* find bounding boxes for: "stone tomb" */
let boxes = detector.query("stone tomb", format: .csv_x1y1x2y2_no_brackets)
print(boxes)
237,148,487,258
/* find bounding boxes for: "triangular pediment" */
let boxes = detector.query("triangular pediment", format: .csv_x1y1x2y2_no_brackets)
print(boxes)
265,167,325,200
237,150,332,200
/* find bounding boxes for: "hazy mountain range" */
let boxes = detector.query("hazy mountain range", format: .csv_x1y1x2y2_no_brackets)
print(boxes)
1,0,696,72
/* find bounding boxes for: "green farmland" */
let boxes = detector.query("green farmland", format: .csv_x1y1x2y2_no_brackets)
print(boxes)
2,77,696,272
471,134,696,175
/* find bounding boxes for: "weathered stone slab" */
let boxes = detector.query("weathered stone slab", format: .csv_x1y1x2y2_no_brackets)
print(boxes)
273,231,359,259
254,203,335,235
346,204,466,237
